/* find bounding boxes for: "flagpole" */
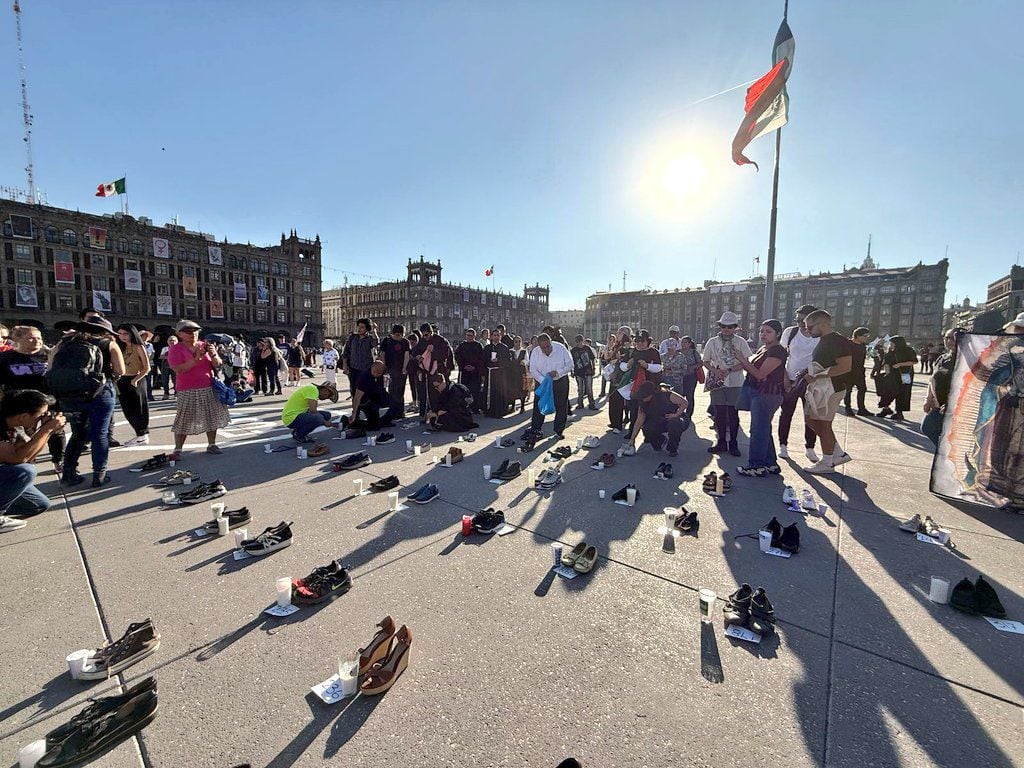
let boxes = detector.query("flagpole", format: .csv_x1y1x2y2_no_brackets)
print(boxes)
763,0,788,319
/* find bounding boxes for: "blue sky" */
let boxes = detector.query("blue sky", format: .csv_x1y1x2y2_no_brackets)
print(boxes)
1,1,1020,310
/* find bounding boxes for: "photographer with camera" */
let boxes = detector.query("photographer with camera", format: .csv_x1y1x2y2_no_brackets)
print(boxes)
1,390,67,531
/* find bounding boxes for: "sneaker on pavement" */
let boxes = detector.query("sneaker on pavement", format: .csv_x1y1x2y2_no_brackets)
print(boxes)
472,509,506,534
949,578,979,615
159,470,200,486
974,575,1007,618
177,481,227,504
370,475,400,492
37,690,158,768
45,677,156,749
898,513,923,533
335,452,372,471
0,515,28,532
407,484,439,504
805,448,820,462
782,486,798,505
242,522,293,556
203,507,251,532
293,560,352,604
800,489,818,511
805,458,834,475
76,619,161,681
376,432,395,444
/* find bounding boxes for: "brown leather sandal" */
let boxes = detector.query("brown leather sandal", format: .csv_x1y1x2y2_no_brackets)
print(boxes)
309,443,329,457
358,616,396,676
359,625,412,695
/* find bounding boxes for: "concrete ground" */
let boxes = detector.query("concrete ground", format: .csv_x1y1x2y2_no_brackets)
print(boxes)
1,380,1021,768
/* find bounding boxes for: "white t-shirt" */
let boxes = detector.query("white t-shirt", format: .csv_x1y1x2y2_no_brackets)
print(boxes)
782,325,819,380
322,348,340,369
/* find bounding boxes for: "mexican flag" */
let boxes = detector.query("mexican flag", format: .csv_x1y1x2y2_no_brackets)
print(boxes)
732,20,795,170
96,177,126,197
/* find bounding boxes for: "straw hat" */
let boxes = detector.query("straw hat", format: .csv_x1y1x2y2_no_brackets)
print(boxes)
717,311,740,327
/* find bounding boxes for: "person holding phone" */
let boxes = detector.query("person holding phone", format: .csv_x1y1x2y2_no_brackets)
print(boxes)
166,319,230,460
1,390,66,530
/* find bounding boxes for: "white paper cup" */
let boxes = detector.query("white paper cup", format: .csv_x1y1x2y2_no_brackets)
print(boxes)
663,507,675,526
698,588,716,622
162,491,177,504
495,435,502,447
18,739,46,768
929,576,951,604
276,577,292,607
483,464,492,480
432,455,440,464
66,649,92,679
217,517,230,536
528,468,537,484
934,529,951,545
368,436,376,446
626,488,637,506
296,446,304,458
406,439,413,451
445,454,452,466
597,461,605,470
264,444,273,454
414,446,421,456
353,479,363,495
182,477,192,486
388,491,399,511
598,490,605,499
169,460,176,468
576,438,584,451
759,529,772,552
339,656,359,696
211,502,226,518
234,529,248,549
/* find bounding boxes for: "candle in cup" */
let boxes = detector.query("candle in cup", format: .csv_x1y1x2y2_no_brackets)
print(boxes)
264,443,272,454
528,468,537,485
626,487,637,506
461,515,473,536
275,577,292,608
483,464,491,480
65,649,92,679
405,439,413,451
211,502,226,518
353,478,363,495
698,588,716,622
217,517,230,536
339,652,359,696
234,529,248,549
598,489,605,499
414,445,421,456
162,491,177,504
387,491,399,511
663,507,675,528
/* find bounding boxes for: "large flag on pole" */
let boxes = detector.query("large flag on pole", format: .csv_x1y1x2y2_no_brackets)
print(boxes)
295,321,308,344
96,177,126,197
732,20,795,170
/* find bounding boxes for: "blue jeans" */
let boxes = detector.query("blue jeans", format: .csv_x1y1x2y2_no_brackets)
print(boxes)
0,463,52,517
290,410,332,441
748,390,783,468
61,383,116,476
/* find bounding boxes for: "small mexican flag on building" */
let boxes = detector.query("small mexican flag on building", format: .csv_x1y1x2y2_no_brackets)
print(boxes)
95,177,126,197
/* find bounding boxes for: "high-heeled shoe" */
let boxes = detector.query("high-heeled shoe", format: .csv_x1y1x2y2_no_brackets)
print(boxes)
358,616,395,676
360,625,412,695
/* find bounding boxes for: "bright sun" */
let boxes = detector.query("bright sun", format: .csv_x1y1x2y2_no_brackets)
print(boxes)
628,136,721,222
660,154,706,202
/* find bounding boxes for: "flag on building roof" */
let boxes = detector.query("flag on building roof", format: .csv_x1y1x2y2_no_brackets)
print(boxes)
484,265,494,277
96,177,126,197
732,20,795,170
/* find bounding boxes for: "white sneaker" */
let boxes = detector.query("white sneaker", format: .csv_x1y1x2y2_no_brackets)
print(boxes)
778,445,789,459
805,448,821,462
782,486,798,505
0,515,27,532
831,450,853,467
622,444,636,457
123,435,150,447
801,489,818,510
806,459,835,475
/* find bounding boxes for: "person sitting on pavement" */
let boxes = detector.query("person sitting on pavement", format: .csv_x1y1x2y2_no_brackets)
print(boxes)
623,381,690,457
1,389,67,531
281,381,339,443
349,362,401,430
426,373,478,433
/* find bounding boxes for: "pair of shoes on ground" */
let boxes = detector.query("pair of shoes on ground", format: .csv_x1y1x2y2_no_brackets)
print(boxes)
174,480,227,505
357,616,413,695
334,452,372,471
760,516,800,553
899,513,941,536
702,471,731,494
724,584,777,635
370,475,399,492
39,676,158,767
782,487,821,515
611,484,639,502
405,441,432,454
472,508,506,534
535,467,563,489
590,453,615,469
672,508,699,535
581,435,601,449
445,446,464,464
75,619,161,681
203,507,251,532
653,462,674,479
950,575,1007,618
240,521,293,556
306,443,329,458
561,541,598,573
548,445,572,460
617,443,636,457
806,447,853,475
158,469,199,486
376,432,395,444
292,559,352,605
492,460,521,481
407,483,439,504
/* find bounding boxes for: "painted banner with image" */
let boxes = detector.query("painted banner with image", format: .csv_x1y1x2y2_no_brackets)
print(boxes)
930,331,1024,509
93,290,112,313
54,250,75,284
256,285,269,303
153,237,170,259
156,295,173,316
89,227,107,249
183,276,198,298
210,298,224,318
16,284,38,308
234,281,247,300
208,245,223,265
124,269,143,292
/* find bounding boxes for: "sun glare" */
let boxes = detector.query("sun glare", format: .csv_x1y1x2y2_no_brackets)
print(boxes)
628,135,722,222
660,154,706,202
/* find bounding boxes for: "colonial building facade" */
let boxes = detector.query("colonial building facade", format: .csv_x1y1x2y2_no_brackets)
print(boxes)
1,198,323,342
324,256,549,341
585,258,949,346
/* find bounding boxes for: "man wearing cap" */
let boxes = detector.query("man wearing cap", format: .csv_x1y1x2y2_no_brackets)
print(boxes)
659,325,682,357
702,311,752,456
777,304,821,462
348,361,401,430
281,379,339,442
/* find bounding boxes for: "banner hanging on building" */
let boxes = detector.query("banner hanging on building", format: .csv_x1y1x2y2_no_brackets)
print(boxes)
92,290,112,313
54,250,75,285
153,237,170,259
210,298,224,319
256,285,269,303
234,281,248,301
88,227,107,249
124,269,143,292
183,276,198,298
156,295,173,316
16,284,37,308
931,332,1024,509
208,246,223,266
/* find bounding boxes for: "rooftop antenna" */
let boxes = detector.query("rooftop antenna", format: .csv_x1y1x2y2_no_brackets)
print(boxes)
12,1,36,204
622,271,627,291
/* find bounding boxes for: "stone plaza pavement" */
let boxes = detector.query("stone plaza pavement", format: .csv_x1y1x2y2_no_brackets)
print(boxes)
0,382,1021,768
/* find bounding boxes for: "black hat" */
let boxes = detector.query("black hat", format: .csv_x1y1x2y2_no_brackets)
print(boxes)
75,316,116,336
54,320,78,333
795,304,817,316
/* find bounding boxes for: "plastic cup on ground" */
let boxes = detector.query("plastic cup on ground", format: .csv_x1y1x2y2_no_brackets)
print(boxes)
929,577,951,604
66,649,92,679
576,438,584,451
182,477,192,486
495,435,502,448
368,435,376,447
353,479,363,496
598,490,606,499
551,542,562,567
339,652,359,696
626,488,637,506
405,439,413,451
759,530,773,552
296,446,304,458
233,529,248,549
528,468,537,485
211,502,226,518
483,464,492,480
162,491,177,504
387,491,399,511
275,577,292,607
18,739,46,768
168,460,176,468
432,455,440,464
597,462,605,470
217,517,230,536
663,507,675,527
698,588,716,622
414,446,421,456
462,515,473,536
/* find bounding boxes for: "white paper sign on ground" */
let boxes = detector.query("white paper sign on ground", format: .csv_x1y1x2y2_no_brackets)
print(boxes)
916,533,945,546
390,504,409,512
764,547,792,558
985,617,1024,634
552,565,579,580
232,550,251,561
496,524,516,536
263,604,299,617
724,625,762,644
613,500,635,507
311,674,352,704
488,478,506,485
193,528,209,537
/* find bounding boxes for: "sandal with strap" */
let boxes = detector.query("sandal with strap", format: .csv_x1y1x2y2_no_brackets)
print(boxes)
358,616,396,676
360,625,412,695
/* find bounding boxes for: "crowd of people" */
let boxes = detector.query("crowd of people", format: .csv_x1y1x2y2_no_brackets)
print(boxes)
0,305,956,534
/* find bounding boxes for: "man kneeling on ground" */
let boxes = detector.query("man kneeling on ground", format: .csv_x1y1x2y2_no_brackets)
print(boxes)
426,373,478,433
348,362,401,430
1,390,66,531
624,381,690,457
282,381,339,443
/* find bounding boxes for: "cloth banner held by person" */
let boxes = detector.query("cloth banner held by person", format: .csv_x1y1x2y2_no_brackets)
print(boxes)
930,331,1024,509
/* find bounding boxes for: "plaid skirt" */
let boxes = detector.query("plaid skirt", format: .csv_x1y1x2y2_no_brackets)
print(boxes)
173,386,231,435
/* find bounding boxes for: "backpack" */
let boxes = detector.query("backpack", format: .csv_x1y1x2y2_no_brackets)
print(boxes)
46,337,105,399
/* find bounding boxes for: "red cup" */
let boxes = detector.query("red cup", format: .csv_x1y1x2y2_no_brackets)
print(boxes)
461,515,473,536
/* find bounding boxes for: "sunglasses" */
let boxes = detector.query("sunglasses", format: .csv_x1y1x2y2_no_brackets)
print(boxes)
718,324,738,330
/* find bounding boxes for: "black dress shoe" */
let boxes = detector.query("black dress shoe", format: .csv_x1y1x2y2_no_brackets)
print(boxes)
38,690,158,767
778,523,801,553
46,677,157,748
723,584,753,626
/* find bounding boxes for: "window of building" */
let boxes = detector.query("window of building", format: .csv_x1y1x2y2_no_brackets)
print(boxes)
256,275,266,287
275,278,286,291
58,295,74,310
880,285,897,294
178,247,187,260
92,253,106,269
62,229,77,246
183,266,195,278
155,263,169,277
280,263,288,276
233,307,246,321
209,269,220,282
302,265,311,277
275,295,287,306
277,311,286,323
93,276,109,291
44,226,59,243
901,285,915,293
14,243,32,260
272,262,280,275
256,309,267,322
131,240,144,255
127,300,141,315
16,268,33,284
117,237,129,253
156,283,170,295
481,294,487,305
303,298,312,309
238,257,248,270
125,259,139,271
